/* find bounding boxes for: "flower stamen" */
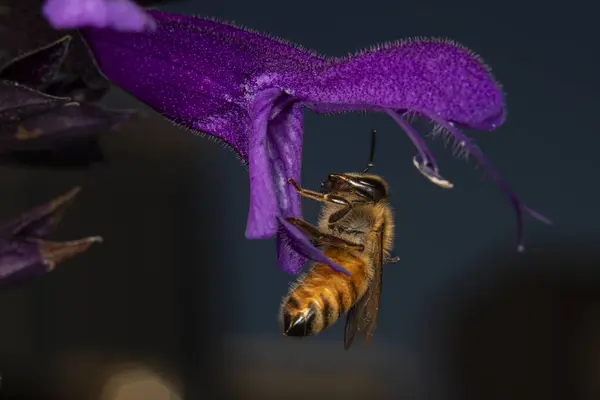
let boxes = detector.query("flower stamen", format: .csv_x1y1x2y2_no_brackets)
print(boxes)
386,109,454,189
421,111,552,251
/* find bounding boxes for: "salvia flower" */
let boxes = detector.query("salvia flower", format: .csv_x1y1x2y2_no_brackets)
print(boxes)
81,11,551,274
0,187,102,286
42,0,156,32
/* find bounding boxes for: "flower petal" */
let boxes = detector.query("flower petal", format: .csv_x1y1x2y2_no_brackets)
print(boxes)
0,239,47,285
82,23,251,158
268,99,303,219
42,0,156,32
268,100,307,272
293,39,503,130
81,10,326,160
277,216,350,276
38,237,103,270
275,227,307,275
0,236,101,286
0,187,102,286
245,88,283,239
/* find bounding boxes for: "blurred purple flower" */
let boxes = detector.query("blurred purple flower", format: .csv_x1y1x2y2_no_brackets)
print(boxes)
0,80,134,158
0,0,136,288
0,187,102,286
81,11,551,274
42,0,156,32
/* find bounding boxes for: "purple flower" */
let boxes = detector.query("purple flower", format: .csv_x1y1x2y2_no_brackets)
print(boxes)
42,0,156,32
81,11,551,274
0,187,102,286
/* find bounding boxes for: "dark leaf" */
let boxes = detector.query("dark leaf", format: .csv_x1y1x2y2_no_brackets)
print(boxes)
0,101,135,154
0,80,68,121
0,35,71,90
45,31,111,101
0,0,110,101
0,0,63,67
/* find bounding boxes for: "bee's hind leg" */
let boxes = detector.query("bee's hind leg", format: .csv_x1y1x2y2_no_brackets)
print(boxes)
285,217,365,252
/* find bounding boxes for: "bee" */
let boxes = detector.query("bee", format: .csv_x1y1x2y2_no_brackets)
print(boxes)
280,129,399,350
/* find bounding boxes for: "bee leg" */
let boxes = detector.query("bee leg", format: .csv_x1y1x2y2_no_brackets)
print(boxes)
285,217,365,252
327,205,353,225
288,178,351,207
385,256,400,263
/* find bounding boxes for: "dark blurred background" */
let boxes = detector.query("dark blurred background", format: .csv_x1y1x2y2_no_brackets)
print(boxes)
0,0,598,399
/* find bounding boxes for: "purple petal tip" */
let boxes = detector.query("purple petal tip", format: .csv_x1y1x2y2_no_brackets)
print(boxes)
277,216,351,276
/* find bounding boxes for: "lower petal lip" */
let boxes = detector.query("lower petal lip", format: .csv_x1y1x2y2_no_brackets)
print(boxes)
466,108,506,131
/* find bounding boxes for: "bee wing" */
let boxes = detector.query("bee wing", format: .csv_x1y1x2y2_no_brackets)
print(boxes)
343,226,384,350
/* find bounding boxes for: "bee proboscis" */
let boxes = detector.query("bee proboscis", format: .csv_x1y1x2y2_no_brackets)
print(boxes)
280,129,399,350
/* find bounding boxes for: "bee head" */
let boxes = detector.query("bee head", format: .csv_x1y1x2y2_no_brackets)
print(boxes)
321,173,388,202
320,129,388,201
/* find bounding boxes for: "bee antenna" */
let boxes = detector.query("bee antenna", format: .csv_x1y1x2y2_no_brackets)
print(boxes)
362,129,377,173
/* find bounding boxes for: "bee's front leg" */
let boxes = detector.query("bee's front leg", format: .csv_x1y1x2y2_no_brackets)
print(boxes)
287,178,357,226
285,217,365,252
287,178,351,207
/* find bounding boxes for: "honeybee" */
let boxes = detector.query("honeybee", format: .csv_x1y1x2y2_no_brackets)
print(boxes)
280,129,399,350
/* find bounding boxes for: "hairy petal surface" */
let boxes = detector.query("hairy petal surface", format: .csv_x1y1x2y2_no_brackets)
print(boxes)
294,39,505,130
246,89,282,238
81,10,326,159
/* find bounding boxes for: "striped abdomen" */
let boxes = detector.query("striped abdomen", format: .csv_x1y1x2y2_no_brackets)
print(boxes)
281,247,371,337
